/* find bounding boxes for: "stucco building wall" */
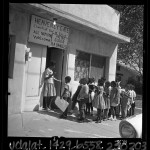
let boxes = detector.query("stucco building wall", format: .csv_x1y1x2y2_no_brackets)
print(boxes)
43,4,120,33
9,8,30,114
8,4,129,114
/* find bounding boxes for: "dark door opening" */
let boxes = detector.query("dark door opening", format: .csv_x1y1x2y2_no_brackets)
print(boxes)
46,47,64,96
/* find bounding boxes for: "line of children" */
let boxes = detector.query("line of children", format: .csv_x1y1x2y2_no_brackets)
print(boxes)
59,76,136,123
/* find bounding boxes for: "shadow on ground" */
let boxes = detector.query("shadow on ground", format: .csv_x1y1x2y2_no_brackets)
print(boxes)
37,109,93,123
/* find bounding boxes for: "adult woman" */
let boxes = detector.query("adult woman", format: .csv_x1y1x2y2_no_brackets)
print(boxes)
42,62,61,110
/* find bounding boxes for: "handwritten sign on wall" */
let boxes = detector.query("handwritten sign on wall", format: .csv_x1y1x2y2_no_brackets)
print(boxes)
28,15,69,50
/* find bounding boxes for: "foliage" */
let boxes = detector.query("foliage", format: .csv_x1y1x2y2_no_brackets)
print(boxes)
127,76,142,95
109,5,144,77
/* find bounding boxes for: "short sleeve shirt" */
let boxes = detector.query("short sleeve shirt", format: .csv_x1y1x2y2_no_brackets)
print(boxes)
44,68,54,84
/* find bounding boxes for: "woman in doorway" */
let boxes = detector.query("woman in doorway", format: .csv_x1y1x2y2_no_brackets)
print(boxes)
43,61,61,110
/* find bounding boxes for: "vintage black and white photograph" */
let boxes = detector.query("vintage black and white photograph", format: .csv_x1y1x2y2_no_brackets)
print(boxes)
8,3,144,140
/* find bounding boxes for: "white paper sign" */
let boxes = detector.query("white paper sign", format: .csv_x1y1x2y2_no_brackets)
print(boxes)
28,15,69,50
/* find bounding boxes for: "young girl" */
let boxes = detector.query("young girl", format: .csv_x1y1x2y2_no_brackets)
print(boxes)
109,81,120,121
103,81,111,121
59,76,72,119
92,79,105,123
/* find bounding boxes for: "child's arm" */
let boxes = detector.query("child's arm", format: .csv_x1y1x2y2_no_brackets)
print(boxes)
53,77,61,82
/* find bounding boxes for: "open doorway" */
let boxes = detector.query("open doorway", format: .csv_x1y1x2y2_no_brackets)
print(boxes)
46,47,64,96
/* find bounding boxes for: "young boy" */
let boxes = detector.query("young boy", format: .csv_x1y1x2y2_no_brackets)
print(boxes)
59,76,72,119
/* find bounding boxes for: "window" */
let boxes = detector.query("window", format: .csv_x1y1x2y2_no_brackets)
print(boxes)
8,35,16,78
74,50,106,82
74,51,90,81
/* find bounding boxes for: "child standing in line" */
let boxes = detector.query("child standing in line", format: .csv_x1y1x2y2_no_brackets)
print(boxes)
59,76,72,119
129,84,136,116
120,84,131,119
103,81,111,121
77,78,89,123
70,78,84,114
109,81,120,121
92,79,105,123
86,78,95,116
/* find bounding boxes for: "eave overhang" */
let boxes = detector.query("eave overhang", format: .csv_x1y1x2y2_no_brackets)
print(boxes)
9,3,130,44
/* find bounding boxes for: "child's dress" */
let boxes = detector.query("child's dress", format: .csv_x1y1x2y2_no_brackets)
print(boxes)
110,87,120,107
43,67,56,97
92,86,105,109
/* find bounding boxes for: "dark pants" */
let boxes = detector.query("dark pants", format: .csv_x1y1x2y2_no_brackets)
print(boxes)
86,103,93,114
110,106,117,117
79,100,86,119
71,99,80,110
131,102,135,115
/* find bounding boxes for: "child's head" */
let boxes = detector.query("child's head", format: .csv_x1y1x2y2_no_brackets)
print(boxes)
125,84,130,91
110,81,117,88
130,84,135,90
88,77,95,84
98,79,104,86
101,77,106,83
65,76,71,83
81,78,88,85
105,81,111,87
79,78,83,84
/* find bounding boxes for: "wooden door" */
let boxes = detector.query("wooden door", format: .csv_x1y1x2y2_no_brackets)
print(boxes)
26,43,46,97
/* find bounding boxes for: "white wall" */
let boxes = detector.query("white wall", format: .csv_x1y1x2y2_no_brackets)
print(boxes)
43,4,120,33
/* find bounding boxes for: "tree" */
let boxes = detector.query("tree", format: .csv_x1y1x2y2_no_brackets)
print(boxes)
110,5,143,77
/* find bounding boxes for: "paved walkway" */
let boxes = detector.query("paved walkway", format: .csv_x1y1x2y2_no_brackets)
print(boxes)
8,107,142,138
